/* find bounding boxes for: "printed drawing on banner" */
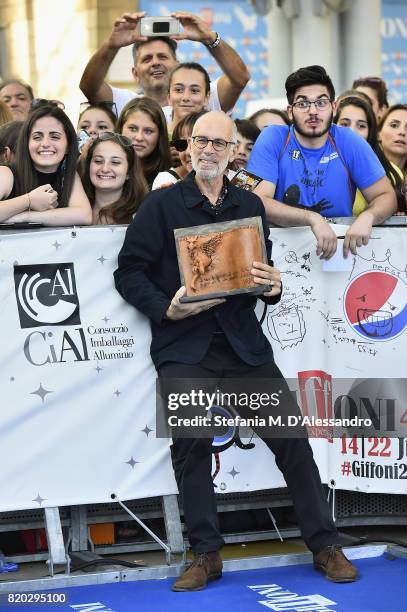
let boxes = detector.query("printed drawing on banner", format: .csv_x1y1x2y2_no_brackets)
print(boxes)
14,263,80,328
267,304,306,349
344,247,407,342
313,245,407,358
265,248,316,349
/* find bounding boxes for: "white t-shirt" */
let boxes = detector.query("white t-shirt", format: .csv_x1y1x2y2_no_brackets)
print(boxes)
111,78,222,121
151,170,179,190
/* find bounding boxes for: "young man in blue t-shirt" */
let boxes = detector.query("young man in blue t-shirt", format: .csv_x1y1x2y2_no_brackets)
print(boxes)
248,65,396,259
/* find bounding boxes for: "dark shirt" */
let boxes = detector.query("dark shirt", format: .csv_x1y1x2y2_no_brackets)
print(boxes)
7,165,65,207
114,172,281,369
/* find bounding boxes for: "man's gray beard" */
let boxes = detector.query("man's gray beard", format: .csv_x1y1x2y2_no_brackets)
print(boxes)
293,112,333,140
191,156,229,180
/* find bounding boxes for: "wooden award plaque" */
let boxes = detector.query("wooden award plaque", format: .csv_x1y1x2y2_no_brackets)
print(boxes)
174,216,271,302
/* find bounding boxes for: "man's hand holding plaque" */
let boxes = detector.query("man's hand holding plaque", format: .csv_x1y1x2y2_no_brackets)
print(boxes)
166,262,282,321
251,261,282,298
166,287,225,320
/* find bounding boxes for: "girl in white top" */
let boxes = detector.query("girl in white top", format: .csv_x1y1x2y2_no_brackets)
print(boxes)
166,63,211,135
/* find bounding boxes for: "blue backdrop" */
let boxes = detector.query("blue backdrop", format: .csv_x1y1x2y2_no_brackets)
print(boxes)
382,0,407,104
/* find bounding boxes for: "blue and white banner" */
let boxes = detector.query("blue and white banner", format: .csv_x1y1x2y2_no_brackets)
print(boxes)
0,227,177,512
0,225,406,513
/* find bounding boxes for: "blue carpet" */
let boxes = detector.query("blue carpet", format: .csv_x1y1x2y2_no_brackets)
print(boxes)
1,554,406,611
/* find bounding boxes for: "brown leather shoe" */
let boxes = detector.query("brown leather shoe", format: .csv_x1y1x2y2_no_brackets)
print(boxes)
172,551,223,592
313,545,358,583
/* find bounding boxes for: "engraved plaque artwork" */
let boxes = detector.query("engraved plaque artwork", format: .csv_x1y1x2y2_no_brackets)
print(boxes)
174,217,270,302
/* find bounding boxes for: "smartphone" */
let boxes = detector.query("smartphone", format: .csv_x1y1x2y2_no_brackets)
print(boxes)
139,16,180,36
77,129,91,152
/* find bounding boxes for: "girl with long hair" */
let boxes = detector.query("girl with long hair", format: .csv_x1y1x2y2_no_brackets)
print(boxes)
0,104,91,224
80,132,148,224
166,63,211,134
116,97,171,189
0,120,23,163
378,104,407,175
334,96,405,215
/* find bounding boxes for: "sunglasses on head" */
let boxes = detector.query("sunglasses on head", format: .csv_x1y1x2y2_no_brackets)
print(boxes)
95,131,133,147
354,77,384,87
31,98,65,110
79,100,118,117
171,138,188,152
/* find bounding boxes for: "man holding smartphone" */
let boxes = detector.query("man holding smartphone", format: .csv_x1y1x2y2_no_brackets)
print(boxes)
79,11,250,119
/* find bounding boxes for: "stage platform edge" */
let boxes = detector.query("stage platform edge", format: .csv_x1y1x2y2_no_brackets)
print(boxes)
0,544,394,594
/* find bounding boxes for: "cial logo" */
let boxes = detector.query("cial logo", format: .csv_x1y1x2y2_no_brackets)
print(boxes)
14,263,80,329
344,271,407,341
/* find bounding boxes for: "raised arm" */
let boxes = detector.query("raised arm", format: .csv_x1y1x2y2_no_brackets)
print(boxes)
79,12,147,103
170,11,250,112
254,179,338,259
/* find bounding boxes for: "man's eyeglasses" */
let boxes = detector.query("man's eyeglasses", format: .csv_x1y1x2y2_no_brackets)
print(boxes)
171,139,188,152
31,98,65,110
79,100,118,117
291,98,332,112
192,136,236,152
96,131,133,147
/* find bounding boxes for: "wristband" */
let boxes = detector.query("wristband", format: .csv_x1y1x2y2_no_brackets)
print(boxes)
206,32,221,49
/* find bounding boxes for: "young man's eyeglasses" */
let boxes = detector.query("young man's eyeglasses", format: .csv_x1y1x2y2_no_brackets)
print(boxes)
291,98,332,112
192,136,236,152
171,139,188,152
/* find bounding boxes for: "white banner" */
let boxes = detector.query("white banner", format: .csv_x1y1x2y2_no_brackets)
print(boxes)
0,227,177,512
0,225,406,513
265,225,407,495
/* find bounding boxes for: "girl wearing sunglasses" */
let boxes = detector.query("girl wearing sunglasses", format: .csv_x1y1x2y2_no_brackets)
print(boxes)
152,110,207,190
80,132,148,224
0,104,91,225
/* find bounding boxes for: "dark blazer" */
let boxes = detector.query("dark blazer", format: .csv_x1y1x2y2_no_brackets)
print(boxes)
114,172,281,368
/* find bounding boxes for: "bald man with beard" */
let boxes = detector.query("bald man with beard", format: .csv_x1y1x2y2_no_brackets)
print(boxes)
114,111,357,592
